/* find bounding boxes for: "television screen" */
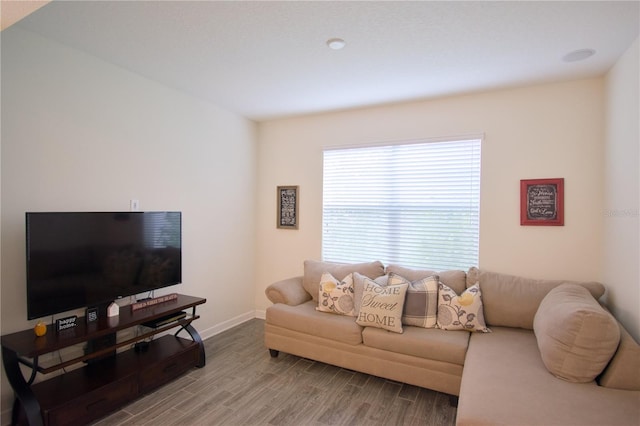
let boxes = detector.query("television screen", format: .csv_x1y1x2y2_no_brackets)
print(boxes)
26,212,182,320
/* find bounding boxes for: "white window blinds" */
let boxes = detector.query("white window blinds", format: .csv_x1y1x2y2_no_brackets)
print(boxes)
143,212,181,249
322,137,481,270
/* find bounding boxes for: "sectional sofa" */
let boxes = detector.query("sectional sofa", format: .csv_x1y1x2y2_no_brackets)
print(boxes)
264,260,640,425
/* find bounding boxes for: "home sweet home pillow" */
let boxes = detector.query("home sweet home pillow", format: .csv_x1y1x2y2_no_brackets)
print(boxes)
356,277,408,333
387,273,439,328
316,272,356,316
353,272,389,316
437,282,490,332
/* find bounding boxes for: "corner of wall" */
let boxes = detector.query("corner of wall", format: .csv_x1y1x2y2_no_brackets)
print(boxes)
603,36,640,342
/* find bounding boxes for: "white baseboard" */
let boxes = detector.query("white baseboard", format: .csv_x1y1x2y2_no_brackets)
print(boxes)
198,310,264,341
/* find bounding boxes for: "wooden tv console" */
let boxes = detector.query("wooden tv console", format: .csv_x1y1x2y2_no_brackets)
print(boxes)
1,294,206,426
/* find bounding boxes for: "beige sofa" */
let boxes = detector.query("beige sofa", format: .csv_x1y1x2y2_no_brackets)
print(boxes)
264,261,640,425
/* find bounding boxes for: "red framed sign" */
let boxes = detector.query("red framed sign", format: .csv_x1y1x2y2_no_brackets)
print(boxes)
520,178,564,226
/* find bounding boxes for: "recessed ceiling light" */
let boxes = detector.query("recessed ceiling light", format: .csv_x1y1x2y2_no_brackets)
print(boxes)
327,38,346,50
562,48,596,62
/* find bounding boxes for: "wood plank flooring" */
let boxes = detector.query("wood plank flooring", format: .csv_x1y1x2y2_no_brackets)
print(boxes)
94,319,457,426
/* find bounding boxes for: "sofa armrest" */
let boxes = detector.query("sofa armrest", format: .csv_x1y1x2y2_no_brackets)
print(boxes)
265,276,311,306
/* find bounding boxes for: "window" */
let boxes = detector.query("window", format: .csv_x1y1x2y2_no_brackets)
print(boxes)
322,137,481,270
144,212,181,249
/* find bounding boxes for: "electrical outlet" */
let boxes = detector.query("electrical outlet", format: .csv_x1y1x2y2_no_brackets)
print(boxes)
130,199,140,211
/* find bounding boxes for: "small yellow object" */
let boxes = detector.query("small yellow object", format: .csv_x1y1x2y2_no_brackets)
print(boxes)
458,292,474,306
34,321,47,337
322,281,337,292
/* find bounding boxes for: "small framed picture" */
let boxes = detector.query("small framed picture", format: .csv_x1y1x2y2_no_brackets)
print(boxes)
86,307,99,323
277,186,299,229
520,178,564,226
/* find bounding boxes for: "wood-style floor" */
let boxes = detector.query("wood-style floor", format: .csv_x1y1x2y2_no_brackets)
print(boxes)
94,318,457,426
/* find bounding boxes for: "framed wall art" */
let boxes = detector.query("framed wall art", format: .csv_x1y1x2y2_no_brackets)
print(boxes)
520,178,564,226
277,185,299,229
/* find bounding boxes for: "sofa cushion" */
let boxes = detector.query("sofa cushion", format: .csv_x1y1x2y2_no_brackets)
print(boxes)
467,267,605,329
437,283,489,332
386,264,466,294
266,300,363,345
598,322,640,390
356,277,408,333
362,325,469,365
304,260,385,301
534,284,620,383
316,272,356,316
388,273,439,328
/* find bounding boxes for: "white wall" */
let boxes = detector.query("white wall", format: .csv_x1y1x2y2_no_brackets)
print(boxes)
255,78,605,311
1,27,257,417
603,37,640,341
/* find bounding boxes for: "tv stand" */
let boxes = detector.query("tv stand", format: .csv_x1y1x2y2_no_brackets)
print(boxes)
1,294,206,426
84,332,117,364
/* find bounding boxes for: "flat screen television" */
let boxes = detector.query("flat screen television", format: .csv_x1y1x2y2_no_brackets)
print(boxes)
26,211,182,320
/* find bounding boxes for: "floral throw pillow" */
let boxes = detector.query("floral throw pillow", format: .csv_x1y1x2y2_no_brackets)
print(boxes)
437,283,490,332
316,272,356,316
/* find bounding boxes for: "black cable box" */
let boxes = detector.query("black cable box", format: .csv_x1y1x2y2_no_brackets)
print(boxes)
142,311,187,328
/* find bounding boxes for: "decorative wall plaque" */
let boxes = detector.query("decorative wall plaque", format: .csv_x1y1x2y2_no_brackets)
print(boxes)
520,178,564,226
277,186,299,229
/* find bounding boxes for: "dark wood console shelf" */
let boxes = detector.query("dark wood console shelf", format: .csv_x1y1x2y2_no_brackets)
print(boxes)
1,294,206,426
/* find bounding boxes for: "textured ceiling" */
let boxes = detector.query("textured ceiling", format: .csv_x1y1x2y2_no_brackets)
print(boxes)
10,1,640,121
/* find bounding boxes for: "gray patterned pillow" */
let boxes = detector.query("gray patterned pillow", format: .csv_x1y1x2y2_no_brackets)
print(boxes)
388,273,439,328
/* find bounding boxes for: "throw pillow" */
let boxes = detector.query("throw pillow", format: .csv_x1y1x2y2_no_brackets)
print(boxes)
387,273,439,328
437,282,490,332
353,272,389,315
316,272,356,316
387,264,467,295
356,277,408,333
533,283,620,383
303,260,385,301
